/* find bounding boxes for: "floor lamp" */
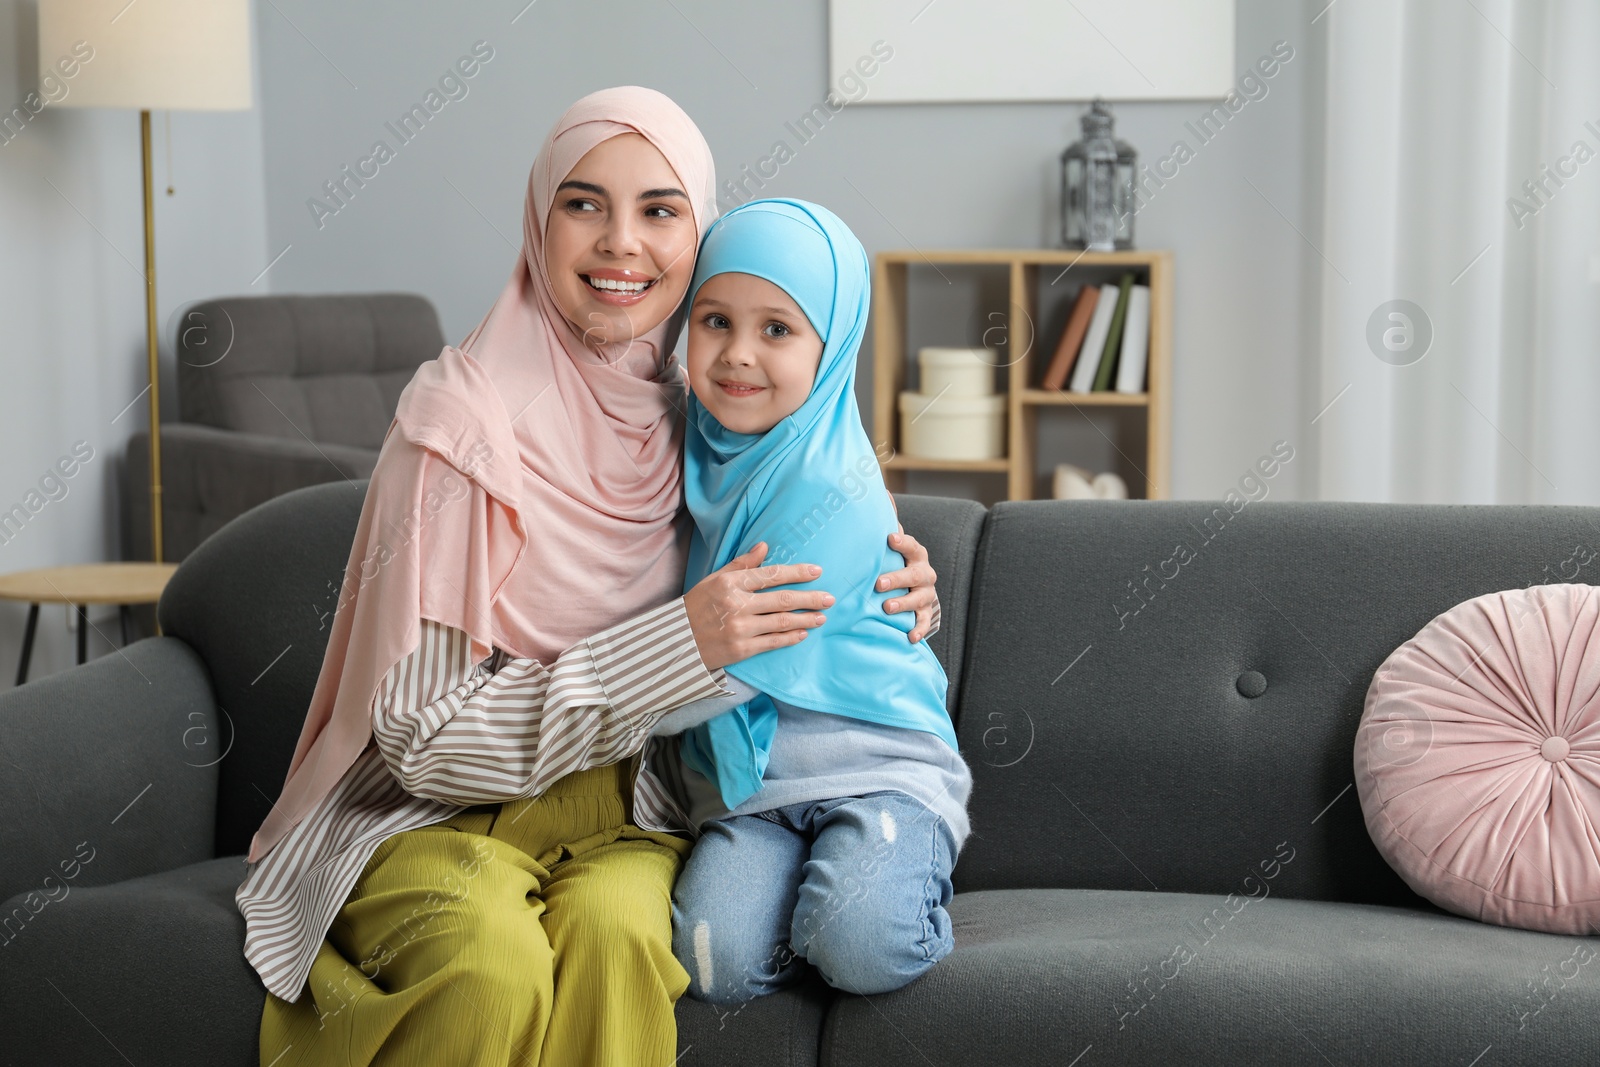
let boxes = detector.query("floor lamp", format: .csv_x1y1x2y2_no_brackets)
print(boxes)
39,0,254,565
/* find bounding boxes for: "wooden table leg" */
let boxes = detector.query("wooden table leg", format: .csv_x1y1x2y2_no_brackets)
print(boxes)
16,602,39,686
76,604,87,665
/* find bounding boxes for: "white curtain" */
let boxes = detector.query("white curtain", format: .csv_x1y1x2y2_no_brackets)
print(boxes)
1314,0,1600,504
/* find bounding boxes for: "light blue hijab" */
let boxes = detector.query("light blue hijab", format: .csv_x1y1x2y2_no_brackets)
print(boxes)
678,198,956,811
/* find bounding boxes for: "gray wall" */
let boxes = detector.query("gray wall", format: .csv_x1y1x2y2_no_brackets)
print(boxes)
256,0,1321,506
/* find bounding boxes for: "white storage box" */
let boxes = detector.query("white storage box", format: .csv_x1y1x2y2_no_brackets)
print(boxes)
898,391,1005,460
917,347,998,398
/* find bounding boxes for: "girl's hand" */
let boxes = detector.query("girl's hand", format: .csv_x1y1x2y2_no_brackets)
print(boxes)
879,529,939,643
685,542,835,672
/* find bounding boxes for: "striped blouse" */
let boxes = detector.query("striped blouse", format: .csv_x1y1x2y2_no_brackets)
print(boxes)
235,594,941,1003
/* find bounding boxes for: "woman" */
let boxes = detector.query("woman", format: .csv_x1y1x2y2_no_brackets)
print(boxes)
235,87,941,1067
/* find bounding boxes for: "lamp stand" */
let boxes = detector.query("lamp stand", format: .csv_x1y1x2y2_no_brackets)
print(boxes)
139,110,166,640
139,109,162,568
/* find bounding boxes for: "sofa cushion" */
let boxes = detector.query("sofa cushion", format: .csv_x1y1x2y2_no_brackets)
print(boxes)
1357,583,1600,934
820,887,1600,1067
953,500,1600,909
0,856,262,1066
677,974,831,1067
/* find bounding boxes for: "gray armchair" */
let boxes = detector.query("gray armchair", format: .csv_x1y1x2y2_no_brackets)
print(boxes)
120,292,445,567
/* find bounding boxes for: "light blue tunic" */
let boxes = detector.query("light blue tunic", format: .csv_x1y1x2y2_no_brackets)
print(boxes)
655,675,973,847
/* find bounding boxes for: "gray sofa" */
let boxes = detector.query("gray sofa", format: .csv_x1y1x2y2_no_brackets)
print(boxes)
4,482,1599,1065
121,292,444,567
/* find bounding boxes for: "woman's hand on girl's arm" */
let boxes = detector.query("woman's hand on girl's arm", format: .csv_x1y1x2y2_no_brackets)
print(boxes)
879,529,940,643
684,541,836,672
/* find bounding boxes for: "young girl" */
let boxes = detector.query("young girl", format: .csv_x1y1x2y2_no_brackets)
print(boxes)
656,198,972,1004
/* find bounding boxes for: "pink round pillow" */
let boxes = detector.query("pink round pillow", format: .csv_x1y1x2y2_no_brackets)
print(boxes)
1356,583,1600,934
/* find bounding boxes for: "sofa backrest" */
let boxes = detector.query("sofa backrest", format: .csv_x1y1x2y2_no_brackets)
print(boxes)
157,483,987,859
175,293,444,450
953,498,1600,912
890,495,988,717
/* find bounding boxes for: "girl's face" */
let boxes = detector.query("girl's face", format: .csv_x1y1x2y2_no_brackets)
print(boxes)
687,272,823,434
543,132,699,349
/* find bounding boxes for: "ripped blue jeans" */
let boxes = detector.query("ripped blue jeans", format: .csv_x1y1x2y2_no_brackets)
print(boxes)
670,790,957,1004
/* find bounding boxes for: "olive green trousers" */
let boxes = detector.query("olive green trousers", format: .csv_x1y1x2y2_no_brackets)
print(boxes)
259,757,694,1066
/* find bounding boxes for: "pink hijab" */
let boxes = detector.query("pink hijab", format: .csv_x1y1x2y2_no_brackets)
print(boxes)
247,87,719,864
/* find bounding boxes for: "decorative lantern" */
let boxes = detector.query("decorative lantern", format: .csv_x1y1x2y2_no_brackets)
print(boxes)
1061,98,1137,251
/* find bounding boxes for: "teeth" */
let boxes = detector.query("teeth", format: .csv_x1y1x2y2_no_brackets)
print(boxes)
586,276,651,292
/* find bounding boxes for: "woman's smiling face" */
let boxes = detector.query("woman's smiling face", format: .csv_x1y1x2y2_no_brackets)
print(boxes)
543,132,699,349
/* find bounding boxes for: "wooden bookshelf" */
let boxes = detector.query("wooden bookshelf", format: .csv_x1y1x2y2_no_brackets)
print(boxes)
872,248,1172,501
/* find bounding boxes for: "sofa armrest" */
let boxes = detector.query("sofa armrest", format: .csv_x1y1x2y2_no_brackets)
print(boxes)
122,423,379,563
0,637,221,904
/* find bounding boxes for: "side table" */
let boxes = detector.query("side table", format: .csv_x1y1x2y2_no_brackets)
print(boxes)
0,562,179,685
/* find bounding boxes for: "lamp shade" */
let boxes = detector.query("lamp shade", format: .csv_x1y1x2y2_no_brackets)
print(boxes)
39,0,252,111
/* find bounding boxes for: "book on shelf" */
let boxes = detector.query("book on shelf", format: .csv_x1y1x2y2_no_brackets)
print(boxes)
1067,281,1121,393
1091,272,1136,392
1041,285,1099,390
1115,283,1151,394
